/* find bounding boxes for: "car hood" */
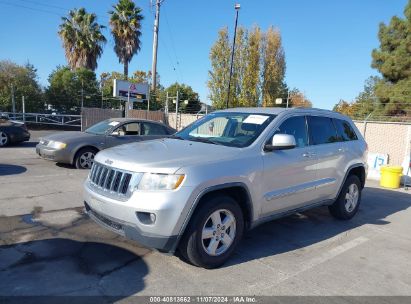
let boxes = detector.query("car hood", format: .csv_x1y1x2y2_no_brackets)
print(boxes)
94,138,241,174
41,131,97,143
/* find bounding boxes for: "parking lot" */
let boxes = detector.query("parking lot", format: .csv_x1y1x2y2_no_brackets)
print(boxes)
1,130,411,298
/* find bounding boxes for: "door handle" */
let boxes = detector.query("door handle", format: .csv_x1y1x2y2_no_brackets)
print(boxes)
302,152,316,158
338,148,344,152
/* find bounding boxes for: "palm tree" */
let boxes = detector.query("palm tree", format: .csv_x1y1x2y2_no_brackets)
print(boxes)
109,0,144,78
58,8,106,71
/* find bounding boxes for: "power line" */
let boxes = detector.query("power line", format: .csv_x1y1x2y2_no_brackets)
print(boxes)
163,4,184,82
0,0,61,16
159,36,181,82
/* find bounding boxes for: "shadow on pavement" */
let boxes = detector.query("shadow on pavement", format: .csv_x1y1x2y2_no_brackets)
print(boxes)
2,142,38,148
223,186,411,267
0,238,148,299
0,164,27,176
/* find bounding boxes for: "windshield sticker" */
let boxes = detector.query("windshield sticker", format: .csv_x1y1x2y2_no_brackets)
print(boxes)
109,121,120,126
243,115,269,125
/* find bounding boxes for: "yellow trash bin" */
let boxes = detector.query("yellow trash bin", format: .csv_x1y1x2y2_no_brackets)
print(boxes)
380,166,403,189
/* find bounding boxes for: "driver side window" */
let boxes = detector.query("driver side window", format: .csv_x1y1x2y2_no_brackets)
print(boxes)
274,116,308,148
112,122,141,136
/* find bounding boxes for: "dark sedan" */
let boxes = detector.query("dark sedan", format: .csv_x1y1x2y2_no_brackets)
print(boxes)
36,118,175,169
0,114,30,147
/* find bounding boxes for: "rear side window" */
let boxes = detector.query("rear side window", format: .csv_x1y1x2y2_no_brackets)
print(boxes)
274,116,308,148
141,122,168,135
333,119,358,141
308,116,339,145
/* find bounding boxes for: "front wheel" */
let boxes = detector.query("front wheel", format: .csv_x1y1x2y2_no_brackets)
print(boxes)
178,195,244,269
0,131,9,147
329,175,362,220
74,147,97,169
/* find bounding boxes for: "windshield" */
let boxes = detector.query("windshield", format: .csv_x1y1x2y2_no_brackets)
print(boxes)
175,112,276,148
85,119,120,135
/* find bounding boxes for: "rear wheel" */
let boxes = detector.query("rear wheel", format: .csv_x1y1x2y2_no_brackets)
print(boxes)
329,175,362,220
0,131,9,147
179,195,244,269
74,147,97,169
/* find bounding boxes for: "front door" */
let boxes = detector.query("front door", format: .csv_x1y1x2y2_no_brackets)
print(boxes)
105,122,143,148
261,115,318,216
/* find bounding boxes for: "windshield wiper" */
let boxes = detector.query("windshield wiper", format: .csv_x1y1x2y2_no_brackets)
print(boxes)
187,137,222,145
169,135,185,140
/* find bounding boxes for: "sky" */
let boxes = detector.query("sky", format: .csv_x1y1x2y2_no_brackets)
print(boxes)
0,0,408,109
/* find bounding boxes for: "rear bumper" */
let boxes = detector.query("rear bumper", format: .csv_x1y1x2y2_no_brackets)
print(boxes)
84,201,178,252
36,144,71,163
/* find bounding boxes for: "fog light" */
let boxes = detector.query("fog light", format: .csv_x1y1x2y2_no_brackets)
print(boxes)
150,213,156,223
136,212,156,225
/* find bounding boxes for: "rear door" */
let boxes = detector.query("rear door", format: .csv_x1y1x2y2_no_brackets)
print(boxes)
140,122,171,140
307,116,345,200
261,115,318,215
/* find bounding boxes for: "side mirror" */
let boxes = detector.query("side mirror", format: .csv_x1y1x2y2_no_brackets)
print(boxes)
111,130,125,136
264,134,296,151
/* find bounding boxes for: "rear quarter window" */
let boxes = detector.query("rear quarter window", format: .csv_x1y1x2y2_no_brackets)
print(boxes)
333,119,358,141
308,116,339,145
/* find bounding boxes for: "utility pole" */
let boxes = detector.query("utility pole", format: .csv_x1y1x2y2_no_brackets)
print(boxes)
175,90,179,130
22,96,25,122
165,91,179,129
81,80,84,109
226,3,241,109
11,85,16,119
165,91,169,114
151,0,163,91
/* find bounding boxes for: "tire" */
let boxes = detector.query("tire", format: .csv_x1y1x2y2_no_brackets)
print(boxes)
178,195,244,269
74,147,97,169
0,131,9,147
329,175,362,220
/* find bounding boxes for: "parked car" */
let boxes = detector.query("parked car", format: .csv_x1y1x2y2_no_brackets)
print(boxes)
36,118,175,169
0,115,30,147
83,108,367,268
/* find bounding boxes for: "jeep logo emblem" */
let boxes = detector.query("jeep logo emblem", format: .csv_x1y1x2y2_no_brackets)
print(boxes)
105,159,113,165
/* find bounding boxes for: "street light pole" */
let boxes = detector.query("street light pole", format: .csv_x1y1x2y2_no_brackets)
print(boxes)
226,3,241,109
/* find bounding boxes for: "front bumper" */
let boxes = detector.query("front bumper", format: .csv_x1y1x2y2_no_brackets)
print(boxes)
10,131,30,143
36,144,71,163
84,202,177,252
83,180,195,252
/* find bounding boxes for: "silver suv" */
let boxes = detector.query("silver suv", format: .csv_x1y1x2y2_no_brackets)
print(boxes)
83,108,367,268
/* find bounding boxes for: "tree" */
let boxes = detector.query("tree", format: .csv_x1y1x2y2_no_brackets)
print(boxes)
46,66,100,112
261,27,286,107
333,100,355,117
289,88,312,108
58,8,106,71
370,0,411,116
164,83,201,113
0,61,43,112
109,0,144,78
239,26,262,107
231,27,247,108
208,28,231,109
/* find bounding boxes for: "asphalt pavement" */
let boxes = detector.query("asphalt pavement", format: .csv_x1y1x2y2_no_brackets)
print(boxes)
0,130,410,298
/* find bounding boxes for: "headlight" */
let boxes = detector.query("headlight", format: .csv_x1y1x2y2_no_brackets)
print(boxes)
137,173,185,190
48,141,67,149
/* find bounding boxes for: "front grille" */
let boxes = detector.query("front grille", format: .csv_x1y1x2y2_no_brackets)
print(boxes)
89,162,133,196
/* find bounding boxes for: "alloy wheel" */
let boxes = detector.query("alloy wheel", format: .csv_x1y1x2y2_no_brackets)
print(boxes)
345,183,359,212
201,209,236,256
0,132,8,146
79,152,95,169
